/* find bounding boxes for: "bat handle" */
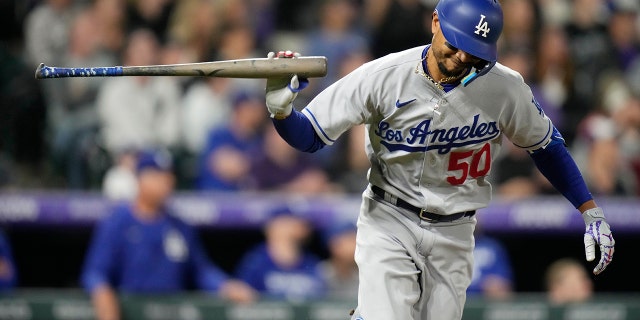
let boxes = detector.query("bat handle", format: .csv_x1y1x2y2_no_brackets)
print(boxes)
35,63,124,79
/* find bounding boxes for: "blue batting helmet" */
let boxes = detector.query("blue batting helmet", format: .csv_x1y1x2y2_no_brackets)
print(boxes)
435,0,503,62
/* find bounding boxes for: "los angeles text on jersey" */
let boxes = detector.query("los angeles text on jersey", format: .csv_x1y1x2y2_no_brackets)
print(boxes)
375,114,500,154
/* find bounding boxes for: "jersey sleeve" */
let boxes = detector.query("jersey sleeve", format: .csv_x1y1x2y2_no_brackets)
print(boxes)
184,227,230,292
500,81,554,151
234,246,267,291
302,64,375,145
81,212,122,293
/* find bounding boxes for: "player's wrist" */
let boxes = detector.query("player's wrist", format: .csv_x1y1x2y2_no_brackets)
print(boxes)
582,207,605,225
578,200,597,213
267,103,293,119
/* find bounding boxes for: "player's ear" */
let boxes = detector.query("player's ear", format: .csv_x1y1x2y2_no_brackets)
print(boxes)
431,11,439,34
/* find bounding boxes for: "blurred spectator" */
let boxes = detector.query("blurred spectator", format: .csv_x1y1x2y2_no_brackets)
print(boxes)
564,0,618,138
500,43,563,128
545,257,593,305
91,0,127,57
498,0,540,52
168,0,221,63
215,21,258,59
101,149,138,201
82,149,256,320
364,0,432,59
333,124,370,194
51,8,118,188
126,0,175,44
250,124,335,194
499,44,534,82
273,0,313,31
0,229,17,292
157,41,195,97
537,0,571,26
180,76,233,187
319,221,358,299
532,25,574,134
0,40,47,188
181,77,233,155
245,0,276,49
467,222,514,300
24,0,77,172
24,0,76,67
493,140,540,200
220,0,253,29
196,91,265,191
96,29,181,159
235,205,325,301
62,8,117,112
305,0,369,91
215,23,265,94
608,0,640,71
572,74,640,195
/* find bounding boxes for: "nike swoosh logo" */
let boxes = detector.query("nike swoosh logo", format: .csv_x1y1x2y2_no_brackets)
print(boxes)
395,98,416,108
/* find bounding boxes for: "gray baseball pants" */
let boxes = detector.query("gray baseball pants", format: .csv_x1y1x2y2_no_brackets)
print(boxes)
350,187,476,320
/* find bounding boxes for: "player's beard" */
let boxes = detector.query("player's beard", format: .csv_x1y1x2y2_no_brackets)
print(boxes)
437,60,469,79
432,47,471,80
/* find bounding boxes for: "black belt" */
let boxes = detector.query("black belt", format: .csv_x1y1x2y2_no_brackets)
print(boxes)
371,185,475,223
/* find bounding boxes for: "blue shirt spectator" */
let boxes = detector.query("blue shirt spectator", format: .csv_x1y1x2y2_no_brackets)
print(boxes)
304,0,369,92
81,204,228,293
467,235,514,299
83,149,256,320
235,206,325,301
236,244,325,301
0,230,16,291
196,91,265,191
318,221,359,299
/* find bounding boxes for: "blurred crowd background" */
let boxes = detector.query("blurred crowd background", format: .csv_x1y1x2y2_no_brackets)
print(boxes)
0,0,638,198
0,0,639,314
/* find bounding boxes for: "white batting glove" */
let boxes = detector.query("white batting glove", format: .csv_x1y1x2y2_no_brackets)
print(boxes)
265,51,309,119
582,207,615,275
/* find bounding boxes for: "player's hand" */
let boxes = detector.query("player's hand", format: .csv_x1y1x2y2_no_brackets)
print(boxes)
265,51,309,119
582,207,615,275
219,279,258,304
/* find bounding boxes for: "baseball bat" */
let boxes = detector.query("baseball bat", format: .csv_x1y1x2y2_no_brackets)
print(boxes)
34,56,328,80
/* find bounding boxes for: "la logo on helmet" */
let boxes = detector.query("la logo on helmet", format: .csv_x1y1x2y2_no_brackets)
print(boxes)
474,15,490,37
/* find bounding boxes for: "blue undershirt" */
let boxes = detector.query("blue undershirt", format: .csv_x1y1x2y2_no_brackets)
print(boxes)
529,132,593,208
272,111,325,153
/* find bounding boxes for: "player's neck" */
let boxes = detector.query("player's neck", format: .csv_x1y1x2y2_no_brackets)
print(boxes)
425,48,443,82
267,241,302,267
425,48,467,84
133,198,163,221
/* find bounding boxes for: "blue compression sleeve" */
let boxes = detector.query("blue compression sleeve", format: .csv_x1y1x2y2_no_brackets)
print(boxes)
272,109,325,153
529,140,593,208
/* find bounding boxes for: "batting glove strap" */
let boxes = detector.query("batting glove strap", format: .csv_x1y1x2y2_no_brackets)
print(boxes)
265,51,308,119
266,76,300,119
582,207,615,275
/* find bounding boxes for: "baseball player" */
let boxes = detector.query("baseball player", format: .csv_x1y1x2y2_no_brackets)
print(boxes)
263,0,615,319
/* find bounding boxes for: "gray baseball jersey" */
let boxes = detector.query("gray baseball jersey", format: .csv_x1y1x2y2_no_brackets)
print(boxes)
303,46,552,215
301,45,553,320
